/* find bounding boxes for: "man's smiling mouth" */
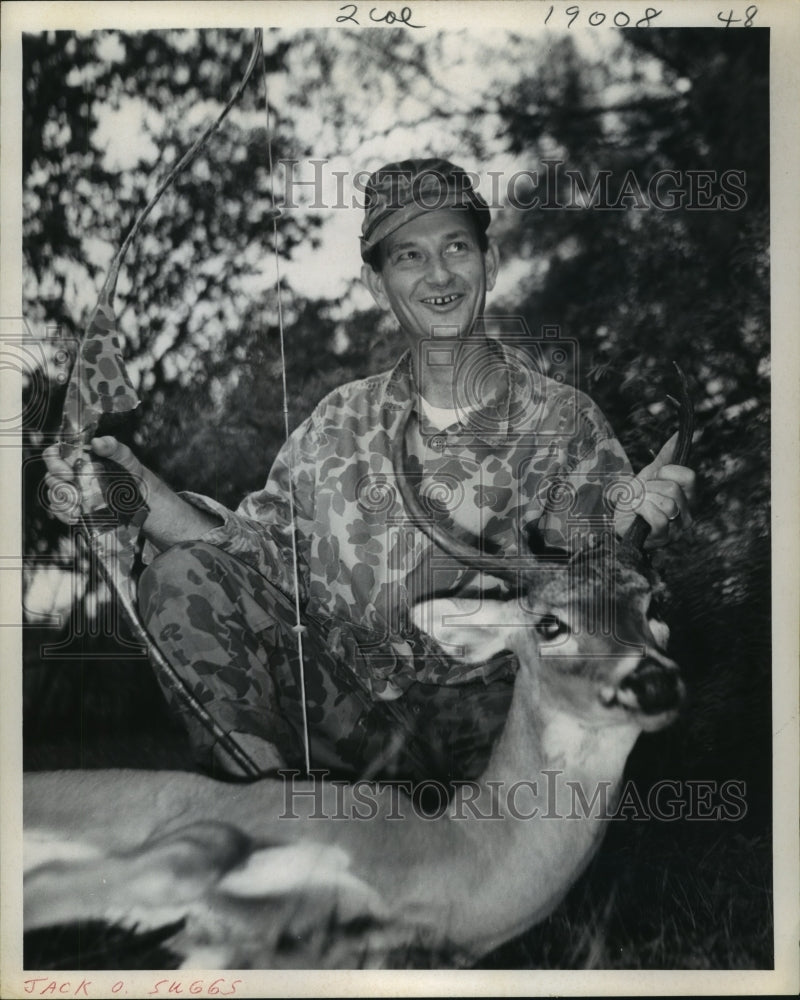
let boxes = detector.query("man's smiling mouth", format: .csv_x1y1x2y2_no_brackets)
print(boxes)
420,294,462,306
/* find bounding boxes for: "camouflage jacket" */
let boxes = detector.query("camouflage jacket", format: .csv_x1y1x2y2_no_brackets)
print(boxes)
184,345,632,697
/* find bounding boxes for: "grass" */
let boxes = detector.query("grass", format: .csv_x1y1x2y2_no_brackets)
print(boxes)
476,806,773,970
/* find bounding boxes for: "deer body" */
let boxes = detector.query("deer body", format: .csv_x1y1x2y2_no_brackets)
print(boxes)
24,556,674,967
24,713,639,964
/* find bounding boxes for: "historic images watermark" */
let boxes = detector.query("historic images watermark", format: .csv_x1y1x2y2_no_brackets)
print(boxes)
276,159,748,213
278,769,748,823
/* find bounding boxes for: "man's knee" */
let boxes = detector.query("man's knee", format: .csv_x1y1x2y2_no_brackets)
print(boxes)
137,541,290,640
138,541,232,621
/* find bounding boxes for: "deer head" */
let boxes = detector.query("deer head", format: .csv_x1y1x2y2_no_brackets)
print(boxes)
393,365,694,734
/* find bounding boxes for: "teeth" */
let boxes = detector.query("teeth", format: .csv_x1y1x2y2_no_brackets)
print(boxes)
423,295,459,305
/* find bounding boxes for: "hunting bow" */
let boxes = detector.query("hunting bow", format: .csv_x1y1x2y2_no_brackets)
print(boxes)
57,29,311,779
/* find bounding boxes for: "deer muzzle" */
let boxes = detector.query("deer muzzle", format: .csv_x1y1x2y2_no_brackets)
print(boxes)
613,654,685,728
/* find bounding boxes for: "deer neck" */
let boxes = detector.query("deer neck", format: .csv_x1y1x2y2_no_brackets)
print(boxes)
402,661,646,956
480,662,641,793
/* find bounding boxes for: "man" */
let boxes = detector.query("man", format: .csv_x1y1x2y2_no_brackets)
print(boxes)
43,158,695,783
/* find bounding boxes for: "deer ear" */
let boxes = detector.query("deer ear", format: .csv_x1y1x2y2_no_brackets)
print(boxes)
648,617,671,649
412,598,520,663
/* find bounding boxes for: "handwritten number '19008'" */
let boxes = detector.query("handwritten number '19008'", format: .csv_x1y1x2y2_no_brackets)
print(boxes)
336,4,425,27
544,6,662,27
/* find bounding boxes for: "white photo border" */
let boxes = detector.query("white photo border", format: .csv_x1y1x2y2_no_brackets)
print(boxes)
1,1,797,996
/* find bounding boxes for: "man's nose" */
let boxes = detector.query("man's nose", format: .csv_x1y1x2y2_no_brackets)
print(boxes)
426,255,454,286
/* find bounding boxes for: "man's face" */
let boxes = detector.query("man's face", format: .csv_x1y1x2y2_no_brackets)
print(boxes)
362,208,499,345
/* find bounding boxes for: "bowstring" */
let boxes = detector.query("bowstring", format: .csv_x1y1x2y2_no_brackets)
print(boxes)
258,32,312,777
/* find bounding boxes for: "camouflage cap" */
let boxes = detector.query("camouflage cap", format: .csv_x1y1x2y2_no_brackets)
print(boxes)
360,157,490,262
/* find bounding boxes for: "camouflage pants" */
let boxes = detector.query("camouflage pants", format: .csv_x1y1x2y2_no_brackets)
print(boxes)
138,542,514,783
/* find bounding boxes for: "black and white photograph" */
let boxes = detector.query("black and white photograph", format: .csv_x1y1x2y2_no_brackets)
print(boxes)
1,1,797,995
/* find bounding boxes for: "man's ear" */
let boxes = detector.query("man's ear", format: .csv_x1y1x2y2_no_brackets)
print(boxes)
361,263,390,311
484,239,500,293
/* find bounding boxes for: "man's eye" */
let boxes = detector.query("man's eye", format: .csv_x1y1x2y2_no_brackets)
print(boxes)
445,241,469,254
395,250,421,263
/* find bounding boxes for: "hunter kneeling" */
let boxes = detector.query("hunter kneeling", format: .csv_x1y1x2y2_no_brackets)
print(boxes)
43,158,695,783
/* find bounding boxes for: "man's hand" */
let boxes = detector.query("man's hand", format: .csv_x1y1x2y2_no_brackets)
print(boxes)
43,436,152,526
42,436,221,546
614,432,696,549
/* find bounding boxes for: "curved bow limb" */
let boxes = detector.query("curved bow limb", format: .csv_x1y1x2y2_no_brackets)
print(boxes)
55,30,269,780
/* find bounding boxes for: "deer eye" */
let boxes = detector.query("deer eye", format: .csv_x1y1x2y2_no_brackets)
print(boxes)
535,615,569,641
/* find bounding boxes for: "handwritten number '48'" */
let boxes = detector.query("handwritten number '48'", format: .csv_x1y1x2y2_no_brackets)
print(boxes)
717,6,758,26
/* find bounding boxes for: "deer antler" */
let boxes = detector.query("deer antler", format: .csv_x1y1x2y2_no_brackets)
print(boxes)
391,409,540,587
622,362,695,552
393,364,694,571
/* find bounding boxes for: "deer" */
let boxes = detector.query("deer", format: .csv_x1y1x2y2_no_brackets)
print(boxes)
22,373,693,970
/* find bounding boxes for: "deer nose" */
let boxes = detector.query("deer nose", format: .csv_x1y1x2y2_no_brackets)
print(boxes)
615,655,685,717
